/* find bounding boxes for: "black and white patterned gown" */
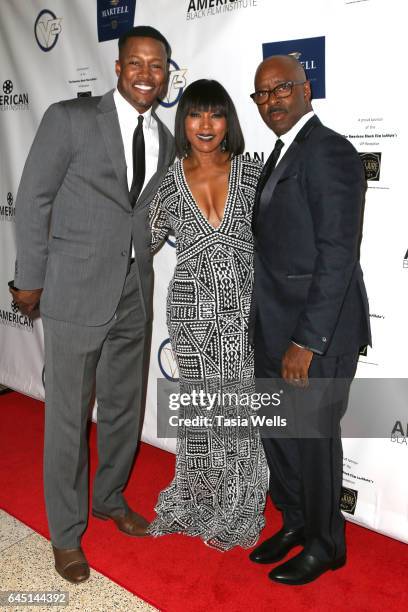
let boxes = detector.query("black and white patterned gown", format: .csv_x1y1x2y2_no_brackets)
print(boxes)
148,155,267,551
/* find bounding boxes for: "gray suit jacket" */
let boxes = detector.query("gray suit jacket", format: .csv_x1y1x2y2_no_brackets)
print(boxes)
14,90,175,326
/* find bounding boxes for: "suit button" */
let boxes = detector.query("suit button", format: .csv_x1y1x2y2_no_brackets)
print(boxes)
130,211,134,217
322,336,327,342
121,250,127,257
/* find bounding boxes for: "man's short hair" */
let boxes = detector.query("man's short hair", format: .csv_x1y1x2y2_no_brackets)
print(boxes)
118,26,171,59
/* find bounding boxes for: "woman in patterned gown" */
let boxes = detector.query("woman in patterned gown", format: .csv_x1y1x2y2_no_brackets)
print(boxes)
148,80,267,550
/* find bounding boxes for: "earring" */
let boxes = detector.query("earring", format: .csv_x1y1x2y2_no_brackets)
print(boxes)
220,135,228,152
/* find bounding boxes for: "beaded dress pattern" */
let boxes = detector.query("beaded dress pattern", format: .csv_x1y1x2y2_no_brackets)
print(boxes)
148,155,267,550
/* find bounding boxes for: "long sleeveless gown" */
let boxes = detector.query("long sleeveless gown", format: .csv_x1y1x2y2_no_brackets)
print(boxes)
148,155,267,550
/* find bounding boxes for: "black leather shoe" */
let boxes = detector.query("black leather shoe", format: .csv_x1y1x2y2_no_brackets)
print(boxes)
269,551,346,585
249,527,305,564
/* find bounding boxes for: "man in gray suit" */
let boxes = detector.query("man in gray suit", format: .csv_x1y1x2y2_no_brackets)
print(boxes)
10,26,175,583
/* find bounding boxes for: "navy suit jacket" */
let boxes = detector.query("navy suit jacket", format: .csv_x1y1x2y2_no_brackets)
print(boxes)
251,115,371,358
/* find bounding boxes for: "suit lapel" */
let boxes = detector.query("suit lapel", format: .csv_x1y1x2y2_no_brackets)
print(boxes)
254,115,321,231
96,90,130,208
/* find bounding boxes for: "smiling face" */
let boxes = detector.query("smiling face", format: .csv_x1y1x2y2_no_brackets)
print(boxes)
184,108,228,155
254,56,312,136
115,36,168,113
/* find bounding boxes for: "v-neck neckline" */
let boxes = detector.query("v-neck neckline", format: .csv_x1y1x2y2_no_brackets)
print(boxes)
180,156,236,232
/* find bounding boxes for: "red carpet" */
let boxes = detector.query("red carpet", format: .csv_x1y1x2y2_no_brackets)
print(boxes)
0,391,407,611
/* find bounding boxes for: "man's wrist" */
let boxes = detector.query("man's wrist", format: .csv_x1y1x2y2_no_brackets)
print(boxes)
291,340,322,355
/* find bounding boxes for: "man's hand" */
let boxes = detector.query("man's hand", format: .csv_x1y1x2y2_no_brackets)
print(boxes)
281,343,313,386
9,287,43,316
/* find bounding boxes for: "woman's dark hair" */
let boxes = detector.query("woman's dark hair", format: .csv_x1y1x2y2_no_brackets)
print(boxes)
118,26,171,59
175,79,245,159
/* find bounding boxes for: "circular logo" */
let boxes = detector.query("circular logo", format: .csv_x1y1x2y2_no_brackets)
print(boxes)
7,192,13,207
158,60,187,108
34,10,62,52
158,338,179,381
3,80,13,95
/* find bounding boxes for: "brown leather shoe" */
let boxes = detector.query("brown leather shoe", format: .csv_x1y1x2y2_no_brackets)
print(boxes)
52,546,90,584
92,508,149,536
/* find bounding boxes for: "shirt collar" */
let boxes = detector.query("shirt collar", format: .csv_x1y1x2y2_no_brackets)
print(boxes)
114,88,154,129
277,110,315,149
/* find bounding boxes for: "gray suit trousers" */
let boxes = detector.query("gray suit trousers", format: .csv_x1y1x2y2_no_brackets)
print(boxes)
42,264,147,548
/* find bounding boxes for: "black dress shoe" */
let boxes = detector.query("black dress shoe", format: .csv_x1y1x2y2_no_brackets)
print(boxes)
249,527,305,564
269,551,346,585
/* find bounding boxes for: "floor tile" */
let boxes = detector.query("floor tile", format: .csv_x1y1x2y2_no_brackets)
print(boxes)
0,517,157,612
0,510,34,552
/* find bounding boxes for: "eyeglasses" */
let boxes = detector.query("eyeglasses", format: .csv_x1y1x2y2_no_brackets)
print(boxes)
250,81,307,105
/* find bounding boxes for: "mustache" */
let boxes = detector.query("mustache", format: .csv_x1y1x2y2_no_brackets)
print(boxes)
268,106,288,115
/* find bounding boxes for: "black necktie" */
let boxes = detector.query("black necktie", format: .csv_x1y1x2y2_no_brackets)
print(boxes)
262,138,284,184
130,115,145,207
252,138,284,231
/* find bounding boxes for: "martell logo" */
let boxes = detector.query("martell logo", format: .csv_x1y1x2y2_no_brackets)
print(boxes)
403,249,408,269
34,10,62,52
97,0,136,42
0,192,15,222
158,338,179,382
263,36,326,99
0,297,34,333
358,152,381,181
158,60,187,108
340,486,358,515
0,80,29,111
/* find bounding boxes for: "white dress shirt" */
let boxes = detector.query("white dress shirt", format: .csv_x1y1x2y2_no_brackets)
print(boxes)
113,88,160,192
114,89,160,257
274,110,315,166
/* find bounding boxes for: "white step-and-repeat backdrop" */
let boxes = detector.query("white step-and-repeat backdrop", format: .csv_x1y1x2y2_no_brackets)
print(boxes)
0,0,406,543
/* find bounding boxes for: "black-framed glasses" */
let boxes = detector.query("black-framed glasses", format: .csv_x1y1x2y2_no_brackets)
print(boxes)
250,80,307,105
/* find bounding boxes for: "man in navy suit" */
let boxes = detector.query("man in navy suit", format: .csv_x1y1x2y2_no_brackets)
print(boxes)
248,55,371,584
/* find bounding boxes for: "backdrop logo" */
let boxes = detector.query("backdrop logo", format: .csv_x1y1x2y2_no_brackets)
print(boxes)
359,152,381,181
0,80,29,111
262,36,326,99
158,60,187,108
97,0,136,42
0,191,15,222
0,297,34,333
3,80,12,95
340,487,358,514
186,0,258,20
34,10,62,52
244,151,265,164
391,421,408,446
403,249,408,269
158,338,179,381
